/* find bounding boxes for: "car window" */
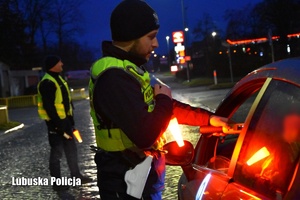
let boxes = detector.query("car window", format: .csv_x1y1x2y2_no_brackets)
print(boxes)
230,91,258,123
234,80,300,199
213,90,259,162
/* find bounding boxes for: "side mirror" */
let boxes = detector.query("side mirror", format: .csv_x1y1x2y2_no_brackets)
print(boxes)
163,140,194,166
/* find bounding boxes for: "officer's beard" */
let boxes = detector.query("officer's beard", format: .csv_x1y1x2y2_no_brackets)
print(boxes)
128,40,149,61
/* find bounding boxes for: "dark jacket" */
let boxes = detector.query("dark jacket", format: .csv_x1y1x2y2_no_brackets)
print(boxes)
93,41,212,194
38,71,74,132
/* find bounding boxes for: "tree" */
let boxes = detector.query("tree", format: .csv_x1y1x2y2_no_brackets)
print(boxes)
0,0,92,71
0,0,27,68
48,0,83,55
224,0,300,60
193,13,218,40
19,0,51,47
224,4,265,40
254,0,300,59
192,13,221,75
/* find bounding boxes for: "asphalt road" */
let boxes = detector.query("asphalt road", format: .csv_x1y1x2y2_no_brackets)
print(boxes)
0,73,230,200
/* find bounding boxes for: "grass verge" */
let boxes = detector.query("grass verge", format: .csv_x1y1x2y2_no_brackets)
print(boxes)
209,82,236,90
180,77,236,89
0,121,22,131
182,78,214,87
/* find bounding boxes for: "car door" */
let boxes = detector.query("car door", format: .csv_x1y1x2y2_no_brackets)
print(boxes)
179,78,266,200
221,78,300,199
193,76,266,167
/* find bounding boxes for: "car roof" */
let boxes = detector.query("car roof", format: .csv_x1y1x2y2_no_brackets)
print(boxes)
216,57,300,116
233,57,300,91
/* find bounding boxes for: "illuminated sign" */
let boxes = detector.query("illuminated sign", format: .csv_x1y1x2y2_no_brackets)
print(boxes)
179,51,185,57
185,56,191,61
172,31,184,43
170,65,178,72
174,44,185,52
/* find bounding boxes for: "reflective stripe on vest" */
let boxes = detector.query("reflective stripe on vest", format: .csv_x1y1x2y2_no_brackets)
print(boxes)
89,57,165,151
37,73,72,120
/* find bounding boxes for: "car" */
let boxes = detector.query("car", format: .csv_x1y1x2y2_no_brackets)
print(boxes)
164,57,300,200
65,70,90,80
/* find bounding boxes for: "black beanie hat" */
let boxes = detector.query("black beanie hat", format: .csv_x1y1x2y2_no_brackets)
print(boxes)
44,55,61,71
110,0,160,41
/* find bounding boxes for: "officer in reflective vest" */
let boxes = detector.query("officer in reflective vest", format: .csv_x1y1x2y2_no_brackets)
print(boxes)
38,55,91,191
90,1,229,199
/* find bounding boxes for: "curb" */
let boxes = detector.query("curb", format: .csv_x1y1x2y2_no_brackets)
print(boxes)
0,123,25,137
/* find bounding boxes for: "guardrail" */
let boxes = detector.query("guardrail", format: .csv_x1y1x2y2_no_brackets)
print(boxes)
0,95,37,108
0,105,9,124
0,88,88,108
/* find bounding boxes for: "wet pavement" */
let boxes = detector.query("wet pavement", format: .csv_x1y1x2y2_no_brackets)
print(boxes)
0,74,230,199
0,100,99,200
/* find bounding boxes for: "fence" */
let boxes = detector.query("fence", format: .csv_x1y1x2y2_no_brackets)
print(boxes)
0,88,88,109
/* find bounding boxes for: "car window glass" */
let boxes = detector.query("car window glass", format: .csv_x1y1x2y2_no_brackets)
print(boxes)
213,90,259,163
234,80,300,199
230,91,258,123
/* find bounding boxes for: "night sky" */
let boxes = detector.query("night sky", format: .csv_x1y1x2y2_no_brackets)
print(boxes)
79,0,262,56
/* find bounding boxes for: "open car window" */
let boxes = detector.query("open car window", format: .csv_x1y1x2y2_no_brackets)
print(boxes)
214,90,259,162
234,80,300,199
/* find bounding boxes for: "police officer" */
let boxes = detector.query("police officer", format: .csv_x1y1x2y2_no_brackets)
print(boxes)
38,55,91,191
89,0,229,199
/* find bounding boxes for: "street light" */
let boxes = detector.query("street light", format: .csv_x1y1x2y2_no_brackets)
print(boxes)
181,0,186,30
221,41,234,83
212,31,217,37
180,0,190,82
166,36,170,66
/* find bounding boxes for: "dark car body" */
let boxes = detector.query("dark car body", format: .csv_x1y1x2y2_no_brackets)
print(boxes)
177,58,300,200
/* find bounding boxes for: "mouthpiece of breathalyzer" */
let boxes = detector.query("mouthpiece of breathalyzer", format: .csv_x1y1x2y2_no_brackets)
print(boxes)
63,133,72,140
150,74,169,88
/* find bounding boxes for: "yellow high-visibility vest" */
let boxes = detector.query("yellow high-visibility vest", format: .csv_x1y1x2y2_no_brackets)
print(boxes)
37,73,72,120
89,57,165,151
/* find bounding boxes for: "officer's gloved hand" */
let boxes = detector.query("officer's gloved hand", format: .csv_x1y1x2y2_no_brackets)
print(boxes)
53,118,72,135
53,119,65,135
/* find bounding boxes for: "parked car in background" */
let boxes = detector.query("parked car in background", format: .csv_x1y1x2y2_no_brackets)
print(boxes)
65,70,90,80
165,58,300,200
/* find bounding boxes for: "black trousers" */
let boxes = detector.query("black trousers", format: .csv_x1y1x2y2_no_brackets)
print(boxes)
99,190,154,200
47,122,80,178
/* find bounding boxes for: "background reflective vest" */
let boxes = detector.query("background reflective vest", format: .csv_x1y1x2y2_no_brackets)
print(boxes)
89,57,165,151
37,73,72,120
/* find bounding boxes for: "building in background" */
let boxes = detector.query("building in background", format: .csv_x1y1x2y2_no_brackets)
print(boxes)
0,62,11,98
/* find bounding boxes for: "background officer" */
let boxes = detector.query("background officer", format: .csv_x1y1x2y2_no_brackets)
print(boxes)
38,55,91,191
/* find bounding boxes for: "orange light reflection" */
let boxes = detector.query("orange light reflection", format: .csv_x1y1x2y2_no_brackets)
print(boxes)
246,146,270,166
227,32,300,45
240,189,262,200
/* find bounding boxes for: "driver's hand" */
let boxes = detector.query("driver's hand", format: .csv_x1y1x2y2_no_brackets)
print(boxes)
154,84,172,99
209,115,230,130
